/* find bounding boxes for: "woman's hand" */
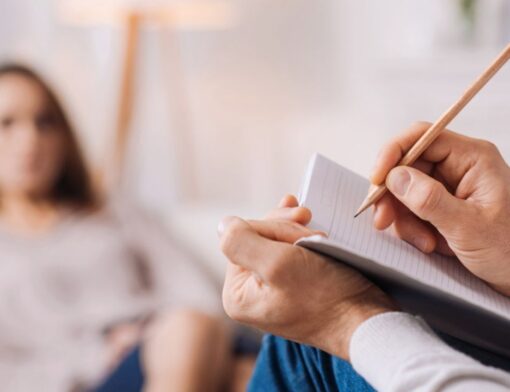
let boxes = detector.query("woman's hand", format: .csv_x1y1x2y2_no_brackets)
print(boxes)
372,122,510,296
104,322,143,371
219,213,396,360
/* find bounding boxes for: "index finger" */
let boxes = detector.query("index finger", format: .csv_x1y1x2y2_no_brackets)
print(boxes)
278,194,299,208
264,206,312,224
219,217,317,280
370,121,431,185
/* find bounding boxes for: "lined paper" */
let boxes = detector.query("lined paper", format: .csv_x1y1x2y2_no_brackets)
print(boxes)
299,153,510,321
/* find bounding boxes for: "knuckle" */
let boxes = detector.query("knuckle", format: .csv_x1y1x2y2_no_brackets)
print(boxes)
219,219,245,256
478,139,499,155
416,182,442,214
285,220,302,231
278,219,307,236
462,138,480,157
410,120,432,130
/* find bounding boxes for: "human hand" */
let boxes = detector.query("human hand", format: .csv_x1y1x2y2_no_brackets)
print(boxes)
372,122,510,296
219,216,396,360
263,194,312,223
104,322,143,371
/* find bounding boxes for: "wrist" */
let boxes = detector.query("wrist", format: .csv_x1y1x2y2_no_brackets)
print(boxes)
490,282,510,297
322,287,398,361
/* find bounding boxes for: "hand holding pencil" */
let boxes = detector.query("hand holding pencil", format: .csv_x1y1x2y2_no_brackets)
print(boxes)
367,122,510,296
355,43,510,217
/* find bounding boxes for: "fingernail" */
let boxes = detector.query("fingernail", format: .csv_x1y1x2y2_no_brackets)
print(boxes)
217,220,225,236
387,168,411,196
217,216,235,236
314,230,329,238
414,237,429,253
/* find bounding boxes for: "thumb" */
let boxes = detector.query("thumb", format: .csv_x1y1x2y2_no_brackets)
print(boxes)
386,166,464,232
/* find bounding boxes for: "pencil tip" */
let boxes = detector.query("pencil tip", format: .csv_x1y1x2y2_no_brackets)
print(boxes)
354,201,369,218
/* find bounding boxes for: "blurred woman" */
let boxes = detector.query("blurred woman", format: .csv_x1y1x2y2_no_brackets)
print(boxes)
0,63,243,391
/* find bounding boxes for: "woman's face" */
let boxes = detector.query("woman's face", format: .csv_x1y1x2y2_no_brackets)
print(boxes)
0,74,66,199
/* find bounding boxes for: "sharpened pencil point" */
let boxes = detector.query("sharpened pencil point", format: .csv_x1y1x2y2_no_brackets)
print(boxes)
355,185,387,218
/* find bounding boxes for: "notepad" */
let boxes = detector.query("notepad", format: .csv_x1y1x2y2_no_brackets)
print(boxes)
296,153,510,358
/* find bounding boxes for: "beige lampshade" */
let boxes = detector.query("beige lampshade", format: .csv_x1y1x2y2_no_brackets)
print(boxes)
55,0,237,29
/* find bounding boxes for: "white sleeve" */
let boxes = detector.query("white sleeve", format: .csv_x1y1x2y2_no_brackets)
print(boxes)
349,312,510,392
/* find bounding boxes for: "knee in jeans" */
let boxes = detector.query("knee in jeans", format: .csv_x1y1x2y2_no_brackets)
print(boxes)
144,308,229,350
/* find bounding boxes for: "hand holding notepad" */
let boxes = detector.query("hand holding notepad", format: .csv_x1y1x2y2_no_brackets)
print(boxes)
297,152,510,358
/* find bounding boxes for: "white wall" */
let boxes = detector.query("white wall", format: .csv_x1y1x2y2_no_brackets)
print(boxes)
2,0,510,278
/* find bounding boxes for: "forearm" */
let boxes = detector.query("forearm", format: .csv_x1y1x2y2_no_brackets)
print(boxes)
349,312,510,392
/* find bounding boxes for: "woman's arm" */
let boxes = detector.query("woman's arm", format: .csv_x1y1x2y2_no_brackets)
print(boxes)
113,200,222,314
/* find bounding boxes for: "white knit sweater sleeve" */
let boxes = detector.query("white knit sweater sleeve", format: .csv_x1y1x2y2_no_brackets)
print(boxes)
349,312,510,392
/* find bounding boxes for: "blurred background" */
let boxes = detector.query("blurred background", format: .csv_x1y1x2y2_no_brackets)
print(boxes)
2,0,510,283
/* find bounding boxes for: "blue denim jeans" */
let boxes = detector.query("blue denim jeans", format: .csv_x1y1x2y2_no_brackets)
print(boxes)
91,346,144,392
248,335,375,392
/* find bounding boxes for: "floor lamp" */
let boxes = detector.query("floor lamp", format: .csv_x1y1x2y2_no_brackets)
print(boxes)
56,0,236,197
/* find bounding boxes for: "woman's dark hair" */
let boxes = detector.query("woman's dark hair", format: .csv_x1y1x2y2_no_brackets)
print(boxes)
0,63,98,209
